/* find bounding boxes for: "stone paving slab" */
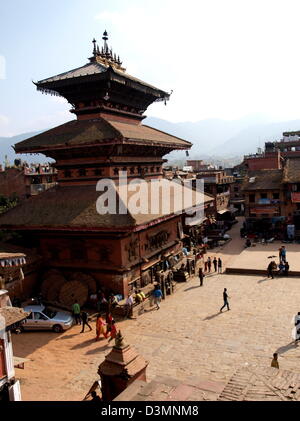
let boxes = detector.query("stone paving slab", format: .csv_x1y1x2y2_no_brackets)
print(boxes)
226,242,300,275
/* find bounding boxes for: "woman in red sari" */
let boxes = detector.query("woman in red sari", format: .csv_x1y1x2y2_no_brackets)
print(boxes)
95,314,108,341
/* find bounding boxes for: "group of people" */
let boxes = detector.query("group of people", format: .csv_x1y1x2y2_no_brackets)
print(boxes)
198,256,223,287
72,299,118,341
95,313,117,342
267,246,289,279
203,256,223,273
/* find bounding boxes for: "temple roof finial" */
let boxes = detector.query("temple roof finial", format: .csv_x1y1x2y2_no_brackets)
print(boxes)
102,30,109,54
92,38,97,57
89,30,125,71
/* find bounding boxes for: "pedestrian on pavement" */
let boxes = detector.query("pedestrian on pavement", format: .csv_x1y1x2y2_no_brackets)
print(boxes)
199,267,204,286
207,257,211,273
91,391,102,402
218,258,222,273
292,321,300,345
106,312,114,331
108,320,118,342
204,260,208,272
80,311,92,333
72,300,81,325
271,353,279,369
95,314,107,340
279,246,283,263
284,261,289,276
152,286,163,310
220,288,230,312
125,294,134,318
213,257,217,272
278,261,285,275
292,312,300,326
281,246,287,263
267,261,275,279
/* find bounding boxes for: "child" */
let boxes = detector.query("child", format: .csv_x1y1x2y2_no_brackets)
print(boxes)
108,320,117,342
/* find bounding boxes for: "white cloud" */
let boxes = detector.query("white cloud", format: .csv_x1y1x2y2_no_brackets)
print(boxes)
0,115,13,137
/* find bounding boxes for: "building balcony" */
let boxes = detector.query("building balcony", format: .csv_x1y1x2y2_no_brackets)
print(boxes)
29,182,57,195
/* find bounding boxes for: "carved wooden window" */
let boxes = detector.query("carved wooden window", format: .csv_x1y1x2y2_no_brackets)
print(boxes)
64,170,71,178
130,167,135,175
94,168,103,176
78,168,86,177
114,168,119,175
71,244,87,261
156,167,160,172
50,248,60,260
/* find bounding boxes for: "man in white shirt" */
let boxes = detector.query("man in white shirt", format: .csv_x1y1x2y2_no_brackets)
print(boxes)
291,312,300,345
125,294,134,318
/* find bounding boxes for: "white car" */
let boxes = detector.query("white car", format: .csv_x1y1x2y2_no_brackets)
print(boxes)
21,304,73,333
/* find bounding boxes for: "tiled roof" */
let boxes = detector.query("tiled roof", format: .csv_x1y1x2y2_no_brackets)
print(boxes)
37,62,107,84
283,158,300,183
0,181,211,230
107,120,191,148
37,62,164,93
0,306,29,329
242,170,283,191
14,118,191,153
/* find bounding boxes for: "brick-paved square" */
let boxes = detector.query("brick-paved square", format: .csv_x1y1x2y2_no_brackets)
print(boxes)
12,219,300,400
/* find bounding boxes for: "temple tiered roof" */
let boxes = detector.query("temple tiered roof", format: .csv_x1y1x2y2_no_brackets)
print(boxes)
15,118,191,154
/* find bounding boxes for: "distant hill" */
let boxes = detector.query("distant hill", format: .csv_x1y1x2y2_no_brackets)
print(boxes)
0,131,50,166
2,114,300,167
145,114,300,165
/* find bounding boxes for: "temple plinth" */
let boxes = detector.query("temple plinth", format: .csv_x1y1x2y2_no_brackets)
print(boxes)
98,331,148,401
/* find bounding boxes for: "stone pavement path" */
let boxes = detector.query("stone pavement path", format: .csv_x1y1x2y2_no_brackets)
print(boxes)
13,217,300,400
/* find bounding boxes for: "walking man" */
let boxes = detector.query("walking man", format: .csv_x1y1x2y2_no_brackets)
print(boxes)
220,288,230,312
218,257,222,274
72,300,81,325
207,257,211,273
271,353,279,369
281,246,287,263
279,246,283,263
80,310,92,333
152,286,163,310
292,321,300,345
213,257,217,272
125,293,134,318
199,267,204,286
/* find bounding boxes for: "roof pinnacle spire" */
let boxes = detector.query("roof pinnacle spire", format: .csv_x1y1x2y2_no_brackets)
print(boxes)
102,30,109,54
89,30,125,71
92,38,97,57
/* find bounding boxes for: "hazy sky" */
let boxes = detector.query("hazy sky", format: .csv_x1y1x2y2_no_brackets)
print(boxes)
1,0,300,136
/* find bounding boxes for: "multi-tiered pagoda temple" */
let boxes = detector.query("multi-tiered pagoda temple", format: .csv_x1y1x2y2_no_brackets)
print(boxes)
0,32,211,300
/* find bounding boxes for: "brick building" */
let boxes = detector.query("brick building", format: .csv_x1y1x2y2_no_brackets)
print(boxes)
0,32,212,302
0,165,57,200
